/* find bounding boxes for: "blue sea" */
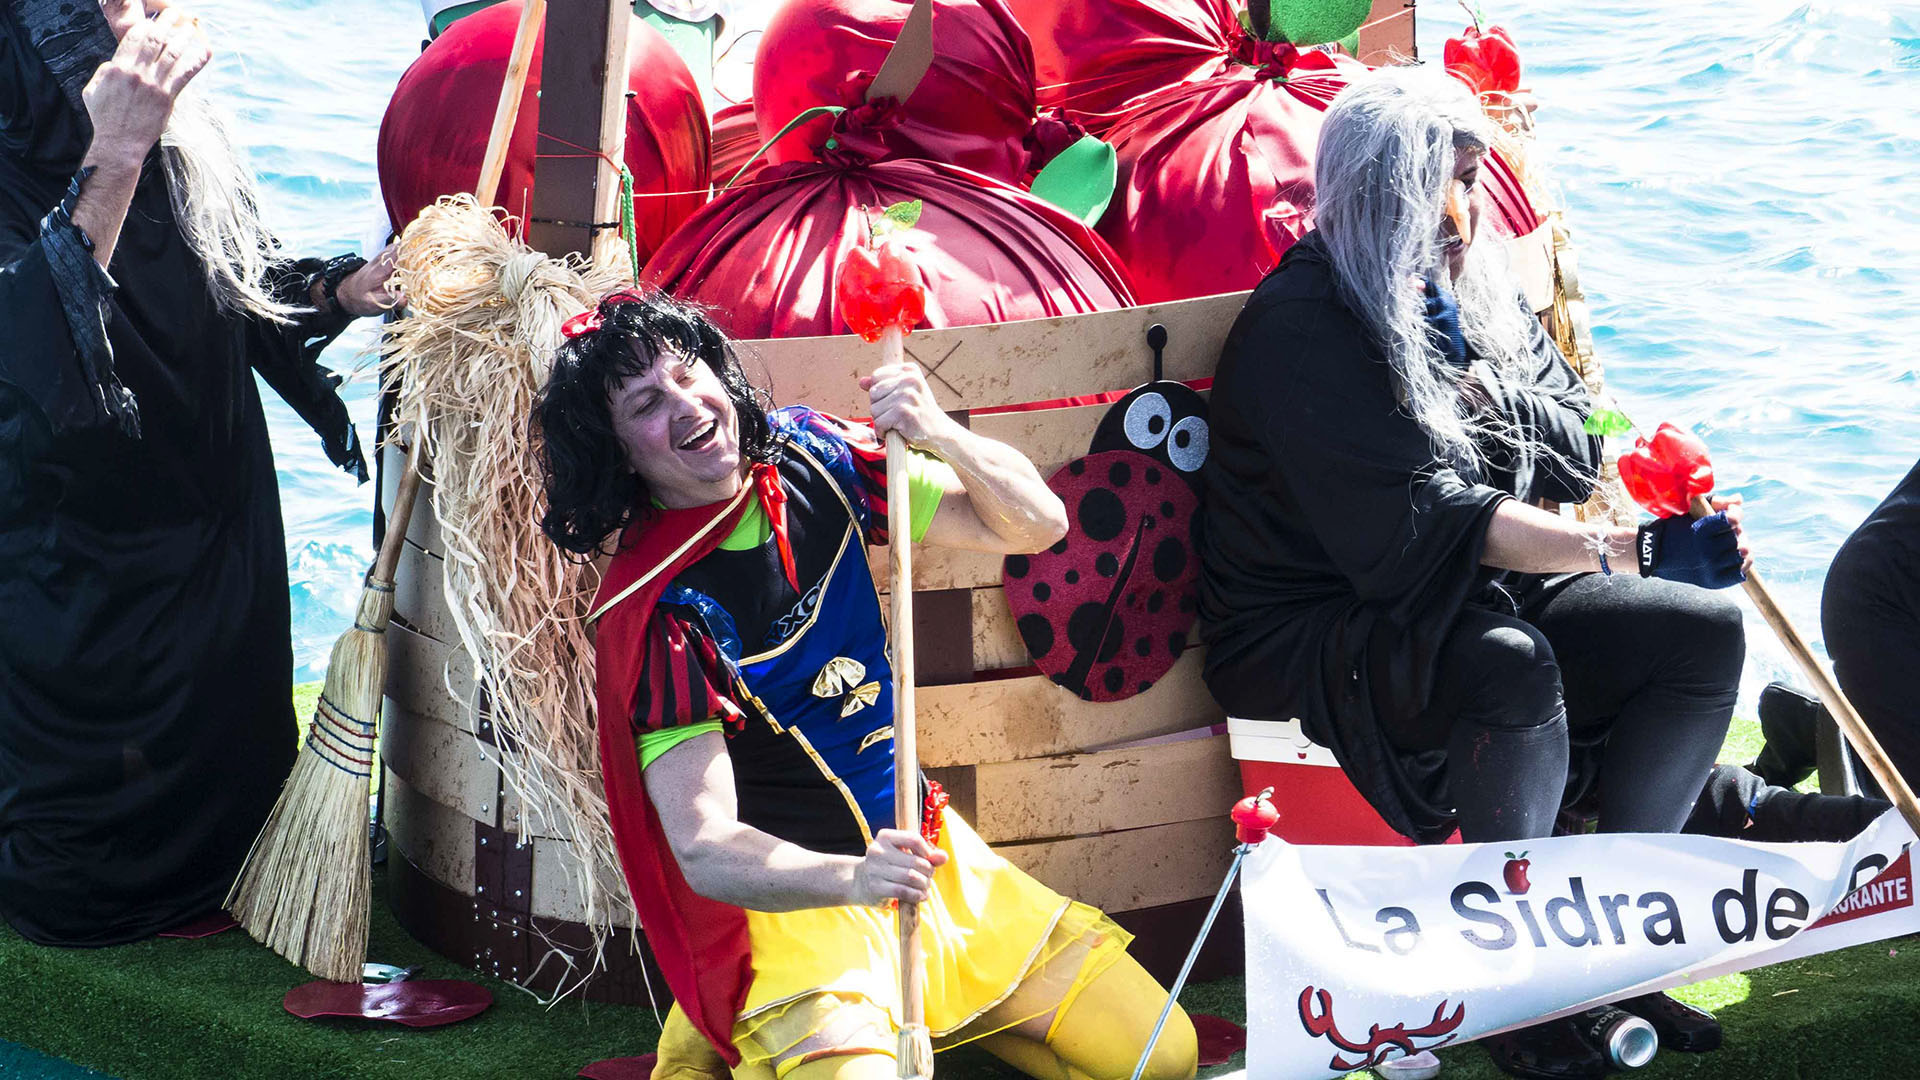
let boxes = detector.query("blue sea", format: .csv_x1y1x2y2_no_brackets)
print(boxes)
220,0,1918,697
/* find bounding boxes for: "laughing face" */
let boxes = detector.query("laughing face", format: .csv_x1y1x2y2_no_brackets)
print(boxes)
609,347,743,509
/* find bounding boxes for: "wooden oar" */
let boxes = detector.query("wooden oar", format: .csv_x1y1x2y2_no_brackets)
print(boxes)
1690,494,1920,837
883,323,934,1080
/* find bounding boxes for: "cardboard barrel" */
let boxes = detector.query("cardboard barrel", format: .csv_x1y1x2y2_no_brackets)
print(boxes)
380,291,1258,1002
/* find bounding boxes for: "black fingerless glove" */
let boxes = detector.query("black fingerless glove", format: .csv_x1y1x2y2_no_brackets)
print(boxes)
1637,512,1745,589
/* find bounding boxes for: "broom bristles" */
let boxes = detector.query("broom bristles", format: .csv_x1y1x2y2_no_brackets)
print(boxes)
224,581,392,983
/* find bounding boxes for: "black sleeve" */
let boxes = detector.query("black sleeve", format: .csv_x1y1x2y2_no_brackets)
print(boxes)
245,258,368,482
0,168,140,439
1473,309,1604,505
1244,298,1509,603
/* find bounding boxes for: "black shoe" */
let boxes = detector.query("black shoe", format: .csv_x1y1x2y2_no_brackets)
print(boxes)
1754,682,1823,789
1616,992,1722,1053
1484,1017,1609,1079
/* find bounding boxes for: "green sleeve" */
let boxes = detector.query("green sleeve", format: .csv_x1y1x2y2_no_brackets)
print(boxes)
906,449,956,543
636,721,724,769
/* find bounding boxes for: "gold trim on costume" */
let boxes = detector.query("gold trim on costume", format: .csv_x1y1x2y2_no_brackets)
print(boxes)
785,726,875,846
586,484,756,624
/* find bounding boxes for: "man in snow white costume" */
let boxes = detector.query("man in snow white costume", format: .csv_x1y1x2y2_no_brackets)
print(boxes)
535,291,1197,1080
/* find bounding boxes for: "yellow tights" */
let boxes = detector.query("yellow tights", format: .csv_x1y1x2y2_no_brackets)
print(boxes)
709,953,1196,1080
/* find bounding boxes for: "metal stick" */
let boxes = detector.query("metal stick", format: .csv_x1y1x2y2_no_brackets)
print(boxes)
1129,844,1252,1080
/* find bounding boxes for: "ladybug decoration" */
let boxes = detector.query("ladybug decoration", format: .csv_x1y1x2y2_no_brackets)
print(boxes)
1002,382,1209,702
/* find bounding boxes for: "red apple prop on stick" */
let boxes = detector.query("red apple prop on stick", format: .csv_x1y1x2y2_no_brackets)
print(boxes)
835,203,934,1080
1610,419,1920,837
1616,422,1714,518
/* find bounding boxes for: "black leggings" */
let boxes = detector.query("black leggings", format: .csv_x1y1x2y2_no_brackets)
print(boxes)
1385,573,1745,843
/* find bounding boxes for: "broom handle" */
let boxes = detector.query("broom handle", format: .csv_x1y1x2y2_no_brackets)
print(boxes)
476,0,546,208
371,442,426,588
1689,494,1920,836
367,5,534,587
881,326,929,1077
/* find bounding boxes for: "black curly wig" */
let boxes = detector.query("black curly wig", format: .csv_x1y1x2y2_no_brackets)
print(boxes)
534,290,775,557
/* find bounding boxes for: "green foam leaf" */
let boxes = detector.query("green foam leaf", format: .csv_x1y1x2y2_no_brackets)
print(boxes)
1262,0,1372,47
873,199,925,239
1027,136,1118,227
1583,408,1636,438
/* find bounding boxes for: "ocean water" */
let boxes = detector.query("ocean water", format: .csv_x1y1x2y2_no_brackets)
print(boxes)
218,1,1917,694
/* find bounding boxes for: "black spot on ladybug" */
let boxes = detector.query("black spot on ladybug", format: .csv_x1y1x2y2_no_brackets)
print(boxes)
1153,537,1187,583
1067,602,1124,664
1139,681,1153,694
1034,582,1052,602
1065,569,1080,585
1069,459,1085,475
1146,466,1162,484
1078,488,1126,543
1109,461,1132,487
1142,515,1156,530
1005,554,1030,579
1168,631,1187,656
1103,668,1126,694
1135,636,1152,657
1147,590,1165,614
1095,552,1119,578
1161,501,1176,518
1050,538,1069,555
1017,613,1054,660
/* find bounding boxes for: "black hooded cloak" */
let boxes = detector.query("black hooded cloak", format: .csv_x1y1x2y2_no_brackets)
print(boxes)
0,0,367,944
1198,231,1602,843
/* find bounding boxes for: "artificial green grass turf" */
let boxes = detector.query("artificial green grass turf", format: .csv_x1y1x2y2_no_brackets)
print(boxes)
2,694,1893,1078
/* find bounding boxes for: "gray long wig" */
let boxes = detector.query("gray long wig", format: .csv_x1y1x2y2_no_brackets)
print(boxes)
1313,67,1540,469
158,92,308,324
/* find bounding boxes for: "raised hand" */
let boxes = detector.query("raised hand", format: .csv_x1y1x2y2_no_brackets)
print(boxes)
82,6,211,169
860,361,957,449
334,243,405,317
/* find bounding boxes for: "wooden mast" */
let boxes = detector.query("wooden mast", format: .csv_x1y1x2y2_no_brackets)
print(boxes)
526,0,631,264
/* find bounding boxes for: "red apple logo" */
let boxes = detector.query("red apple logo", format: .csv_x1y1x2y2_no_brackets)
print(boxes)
1503,852,1531,895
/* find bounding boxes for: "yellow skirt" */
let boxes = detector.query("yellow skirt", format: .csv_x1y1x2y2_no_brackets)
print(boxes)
733,811,1131,1069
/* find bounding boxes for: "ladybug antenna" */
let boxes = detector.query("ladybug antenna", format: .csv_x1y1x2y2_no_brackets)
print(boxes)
1147,323,1168,384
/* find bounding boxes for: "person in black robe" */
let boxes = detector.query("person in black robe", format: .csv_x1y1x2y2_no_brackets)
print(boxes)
1748,458,1920,796
0,0,398,946
1198,69,1754,1078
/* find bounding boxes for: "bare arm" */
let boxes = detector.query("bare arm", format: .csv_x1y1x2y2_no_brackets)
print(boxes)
72,7,211,269
646,731,946,911
1482,495,1751,575
861,362,1068,554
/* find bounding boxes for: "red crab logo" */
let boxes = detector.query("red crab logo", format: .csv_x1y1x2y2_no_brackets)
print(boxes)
1298,986,1466,1071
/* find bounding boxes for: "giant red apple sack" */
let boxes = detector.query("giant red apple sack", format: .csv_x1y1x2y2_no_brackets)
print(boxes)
377,0,709,263
643,0,1136,339
1006,0,1543,302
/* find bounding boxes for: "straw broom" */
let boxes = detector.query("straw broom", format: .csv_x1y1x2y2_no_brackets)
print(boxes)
223,0,548,981
224,453,423,980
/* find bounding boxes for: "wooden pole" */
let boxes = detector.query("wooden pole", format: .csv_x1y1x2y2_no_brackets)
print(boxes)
525,0,630,265
1690,494,1920,837
883,326,933,1080
476,0,546,209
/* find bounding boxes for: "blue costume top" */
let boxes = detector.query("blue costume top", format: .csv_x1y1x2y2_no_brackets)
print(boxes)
649,406,940,855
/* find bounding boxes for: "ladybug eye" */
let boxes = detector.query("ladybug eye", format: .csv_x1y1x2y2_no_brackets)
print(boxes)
1123,392,1173,451
1166,416,1209,472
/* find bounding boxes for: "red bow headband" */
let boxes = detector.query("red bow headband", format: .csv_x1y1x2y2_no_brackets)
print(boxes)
561,289,651,339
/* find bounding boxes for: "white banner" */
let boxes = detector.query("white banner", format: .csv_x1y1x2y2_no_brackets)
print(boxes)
1242,811,1917,1078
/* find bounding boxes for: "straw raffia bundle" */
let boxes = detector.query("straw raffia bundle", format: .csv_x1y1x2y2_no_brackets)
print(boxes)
381,195,635,972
